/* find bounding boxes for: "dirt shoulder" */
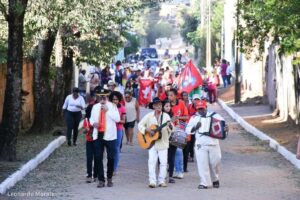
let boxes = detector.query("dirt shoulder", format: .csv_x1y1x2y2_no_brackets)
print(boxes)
0,128,65,183
218,85,300,154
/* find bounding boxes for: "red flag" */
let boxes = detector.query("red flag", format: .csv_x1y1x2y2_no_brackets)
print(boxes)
138,79,153,106
177,60,203,93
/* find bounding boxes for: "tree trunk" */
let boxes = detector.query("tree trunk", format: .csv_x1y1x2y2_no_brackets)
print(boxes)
63,49,74,100
51,30,74,125
30,29,56,134
0,0,28,161
273,46,298,123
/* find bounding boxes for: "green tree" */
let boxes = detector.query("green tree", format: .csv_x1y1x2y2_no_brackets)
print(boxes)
238,0,300,58
23,0,140,131
124,32,140,57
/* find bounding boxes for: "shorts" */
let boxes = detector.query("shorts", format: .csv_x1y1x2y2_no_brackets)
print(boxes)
124,121,136,129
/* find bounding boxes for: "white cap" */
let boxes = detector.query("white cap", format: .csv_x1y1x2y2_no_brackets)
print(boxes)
192,94,201,100
131,65,139,71
108,80,116,86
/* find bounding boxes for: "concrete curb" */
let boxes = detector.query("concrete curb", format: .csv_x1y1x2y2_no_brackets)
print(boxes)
0,136,66,194
218,99,300,170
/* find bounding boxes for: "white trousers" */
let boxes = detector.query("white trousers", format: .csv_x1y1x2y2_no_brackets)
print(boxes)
195,144,221,187
148,146,168,184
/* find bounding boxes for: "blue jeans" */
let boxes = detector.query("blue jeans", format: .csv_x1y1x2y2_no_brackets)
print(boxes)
222,75,227,88
133,88,139,99
79,89,86,99
175,148,183,173
114,129,123,171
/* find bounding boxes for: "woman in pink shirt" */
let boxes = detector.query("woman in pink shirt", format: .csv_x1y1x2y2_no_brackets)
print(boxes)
109,91,126,174
220,59,228,88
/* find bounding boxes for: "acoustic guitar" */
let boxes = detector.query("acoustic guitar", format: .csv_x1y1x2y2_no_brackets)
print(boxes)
137,121,170,149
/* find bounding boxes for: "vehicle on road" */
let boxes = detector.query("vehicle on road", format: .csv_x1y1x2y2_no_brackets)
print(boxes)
140,48,158,61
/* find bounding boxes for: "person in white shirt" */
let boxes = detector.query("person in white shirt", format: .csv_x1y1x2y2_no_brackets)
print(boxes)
186,100,229,189
62,87,85,146
138,97,173,188
89,86,120,188
226,61,232,85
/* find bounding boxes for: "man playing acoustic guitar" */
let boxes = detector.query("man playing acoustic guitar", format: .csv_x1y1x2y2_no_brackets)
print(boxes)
138,97,173,188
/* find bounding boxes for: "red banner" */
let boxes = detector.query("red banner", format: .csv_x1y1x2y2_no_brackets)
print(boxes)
138,79,153,106
177,60,203,93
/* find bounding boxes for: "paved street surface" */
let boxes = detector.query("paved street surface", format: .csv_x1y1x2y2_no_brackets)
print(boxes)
2,103,300,200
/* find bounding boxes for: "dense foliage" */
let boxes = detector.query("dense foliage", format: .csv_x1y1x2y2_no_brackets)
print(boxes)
238,0,300,61
0,0,141,65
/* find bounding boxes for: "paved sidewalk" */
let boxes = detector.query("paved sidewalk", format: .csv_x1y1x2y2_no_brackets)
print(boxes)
230,104,273,119
2,104,300,200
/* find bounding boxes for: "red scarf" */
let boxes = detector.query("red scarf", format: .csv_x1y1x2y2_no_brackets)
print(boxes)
98,107,106,133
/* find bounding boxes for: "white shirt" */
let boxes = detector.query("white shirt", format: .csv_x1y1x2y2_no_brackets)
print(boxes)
138,111,171,150
186,111,224,146
89,101,120,141
62,95,85,112
226,65,233,75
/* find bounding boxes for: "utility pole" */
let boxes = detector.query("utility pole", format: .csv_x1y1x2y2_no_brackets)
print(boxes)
221,19,224,60
234,0,241,103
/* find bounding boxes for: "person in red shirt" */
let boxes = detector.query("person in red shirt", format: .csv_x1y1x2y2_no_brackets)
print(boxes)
158,82,172,101
168,88,189,178
83,95,98,183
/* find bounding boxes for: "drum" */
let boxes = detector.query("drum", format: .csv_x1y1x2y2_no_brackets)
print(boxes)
169,128,188,149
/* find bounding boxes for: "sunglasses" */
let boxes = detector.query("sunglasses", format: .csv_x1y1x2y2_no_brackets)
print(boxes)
99,96,107,100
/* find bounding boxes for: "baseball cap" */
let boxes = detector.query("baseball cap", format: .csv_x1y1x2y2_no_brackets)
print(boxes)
94,86,109,96
192,94,201,100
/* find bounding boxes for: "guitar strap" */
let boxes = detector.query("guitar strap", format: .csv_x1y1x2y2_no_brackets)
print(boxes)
160,112,164,127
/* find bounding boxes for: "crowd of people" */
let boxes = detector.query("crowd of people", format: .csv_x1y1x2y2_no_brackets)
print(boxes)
61,56,230,189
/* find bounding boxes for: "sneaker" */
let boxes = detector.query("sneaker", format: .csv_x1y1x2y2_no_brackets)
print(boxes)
173,172,178,178
73,142,77,146
198,185,208,189
86,177,92,183
67,141,71,146
107,179,113,187
93,177,97,182
213,181,220,188
158,182,167,187
168,178,176,184
148,183,156,188
97,181,105,188
176,173,184,179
